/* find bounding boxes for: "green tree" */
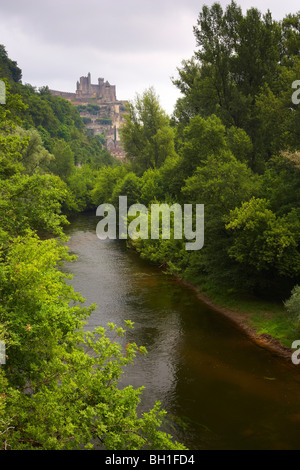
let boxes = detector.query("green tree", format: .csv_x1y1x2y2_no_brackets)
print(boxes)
173,2,290,170
259,154,300,217
0,44,22,84
281,12,300,66
179,114,227,175
181,152,258,288
0,235,185,450
13,127,53,174
91,165,128,206
120,87,176,174
0,66,185,450
192,1,244,127
67,164,97,211
226,198,300,278
50,140,75,181
140,168,165,206
285,285,300,319
111,172,142,207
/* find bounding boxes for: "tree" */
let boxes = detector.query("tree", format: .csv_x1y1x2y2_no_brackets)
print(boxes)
173,2,288,170
50,140,75,181
67,164,98,211
120,87,176,174
0,44,22,84
225,198,300,278
259,154,300,217
0,235,186,450
285,285,300,319
0,71,185,450
281,12,300,66
91,166,128,206
181,152,258,288
13,127,53,174
179,114,227,175
193,1,243,127
2,41,184,450
140,168,165,206
111,172,142,207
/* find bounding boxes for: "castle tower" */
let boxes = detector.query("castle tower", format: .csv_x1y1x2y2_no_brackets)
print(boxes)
75,73,116,101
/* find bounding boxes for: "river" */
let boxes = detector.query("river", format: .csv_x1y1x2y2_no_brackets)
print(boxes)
62,212,300,450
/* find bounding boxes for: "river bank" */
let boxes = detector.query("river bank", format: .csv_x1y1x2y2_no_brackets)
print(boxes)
126,238,297,363
175,276,294,362
66,212,297,361
63,212,300,450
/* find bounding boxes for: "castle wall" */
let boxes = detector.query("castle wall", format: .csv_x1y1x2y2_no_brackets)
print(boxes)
49,74,126,159
50,90,76,100
74,73,116,102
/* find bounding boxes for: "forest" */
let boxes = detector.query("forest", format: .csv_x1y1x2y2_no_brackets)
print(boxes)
0,0,299,450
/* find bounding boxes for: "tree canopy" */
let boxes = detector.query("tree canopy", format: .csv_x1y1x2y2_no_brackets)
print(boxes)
0,55,185,450
120,87,176,174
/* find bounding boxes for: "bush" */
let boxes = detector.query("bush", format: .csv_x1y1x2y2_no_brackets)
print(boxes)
285,285,300,319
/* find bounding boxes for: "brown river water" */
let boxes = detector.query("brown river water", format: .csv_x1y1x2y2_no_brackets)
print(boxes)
62,212,300,450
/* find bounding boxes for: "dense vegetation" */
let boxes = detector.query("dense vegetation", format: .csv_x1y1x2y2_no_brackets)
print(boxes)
0,0,300,450
95,3,300,335
0,45,185,450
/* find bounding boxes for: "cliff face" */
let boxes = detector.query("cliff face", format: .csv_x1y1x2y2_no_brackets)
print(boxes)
50,73,127,159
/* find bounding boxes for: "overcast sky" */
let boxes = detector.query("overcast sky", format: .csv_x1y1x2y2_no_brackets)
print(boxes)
0,0,299,115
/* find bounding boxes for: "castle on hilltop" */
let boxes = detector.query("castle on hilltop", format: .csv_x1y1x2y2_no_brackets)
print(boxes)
50,72,117,103
76,73,116,102
50,73,127,159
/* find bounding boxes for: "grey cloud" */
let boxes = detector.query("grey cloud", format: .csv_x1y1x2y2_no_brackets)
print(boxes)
0,0,202,53
0,0,299,114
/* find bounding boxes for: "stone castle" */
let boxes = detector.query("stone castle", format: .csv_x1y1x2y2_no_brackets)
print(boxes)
76,73,116,102
50,73,126,159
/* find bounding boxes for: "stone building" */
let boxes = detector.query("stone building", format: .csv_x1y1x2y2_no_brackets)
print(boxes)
50,73,126,159
76,73,116,102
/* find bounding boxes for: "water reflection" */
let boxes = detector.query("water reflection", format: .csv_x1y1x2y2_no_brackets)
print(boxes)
63,213,300,450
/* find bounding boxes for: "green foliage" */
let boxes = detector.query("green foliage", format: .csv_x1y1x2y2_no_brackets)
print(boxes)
95,118,113,125
87,104,100,114
13,127,53,174
82,116,92,124
0,3,300,447
158,155,185,201
76,104,87,113
281,12,300,65
0,45,22,84
182,152,257,215
0,80,27,131
226,198,300,277
111,172,142,207
11,80,113,175
49,140,75,181
67,165,97,211
285,285,300,320
179,114,227,174
259,154,300,216
120,87,176,174
140,168,165,206
0,51,185,451
0,322,185,450
0,173,70,238
226,126,253,163
0,228,185,449
91,165,128,206
173,2,300,170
